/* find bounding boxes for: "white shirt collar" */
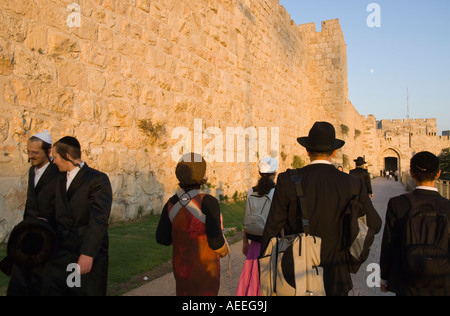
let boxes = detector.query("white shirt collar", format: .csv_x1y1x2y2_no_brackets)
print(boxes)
66,162,85,190
310,160,332,165
416,186,438,192
34,161,50,187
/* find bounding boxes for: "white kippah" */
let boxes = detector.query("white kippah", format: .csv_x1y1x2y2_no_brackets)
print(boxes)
32,130,52,145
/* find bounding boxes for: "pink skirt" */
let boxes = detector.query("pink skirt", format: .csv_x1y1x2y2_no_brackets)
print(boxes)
235,241,261,296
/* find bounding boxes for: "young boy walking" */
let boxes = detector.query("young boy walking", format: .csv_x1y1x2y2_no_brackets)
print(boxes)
380,151,450,296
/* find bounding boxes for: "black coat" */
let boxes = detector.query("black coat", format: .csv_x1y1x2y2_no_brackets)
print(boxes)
349,167,373,195
5,163,60,296
43,164,112,296
380,189,450,296
261,163,382,296
24,162,61,225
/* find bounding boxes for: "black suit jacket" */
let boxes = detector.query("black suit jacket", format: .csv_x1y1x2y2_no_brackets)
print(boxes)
54,164,112,258
380,189,450,295
349,167,373,195
4,163,60,296
24,163,61,225
41,164,112,296
261,163,382,295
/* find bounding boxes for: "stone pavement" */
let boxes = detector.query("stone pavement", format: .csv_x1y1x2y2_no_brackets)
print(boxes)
124,177,406,296
350,177,406,296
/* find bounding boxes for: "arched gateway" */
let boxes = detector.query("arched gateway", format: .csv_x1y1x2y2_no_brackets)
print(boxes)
381,148,402,174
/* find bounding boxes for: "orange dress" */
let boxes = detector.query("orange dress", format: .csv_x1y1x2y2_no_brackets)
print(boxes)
168,193,220,296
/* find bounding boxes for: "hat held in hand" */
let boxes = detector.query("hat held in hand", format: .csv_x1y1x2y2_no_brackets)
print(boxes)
7,218,58,268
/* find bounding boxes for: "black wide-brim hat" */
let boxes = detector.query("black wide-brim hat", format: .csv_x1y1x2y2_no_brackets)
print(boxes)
297,122,345,152
7,218,58,268
354,157,367,165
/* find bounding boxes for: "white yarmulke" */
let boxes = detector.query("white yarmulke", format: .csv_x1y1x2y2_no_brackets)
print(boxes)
258,157,278,174
32,130,52,145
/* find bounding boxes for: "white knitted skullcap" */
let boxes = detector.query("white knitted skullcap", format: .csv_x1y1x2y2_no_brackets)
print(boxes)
32,130,52,145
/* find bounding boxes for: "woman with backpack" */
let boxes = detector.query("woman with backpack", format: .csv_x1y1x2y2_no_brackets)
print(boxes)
156,153,229,296
236,157,278,296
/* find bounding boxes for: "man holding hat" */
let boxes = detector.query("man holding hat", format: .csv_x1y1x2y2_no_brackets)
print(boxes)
261,121,382,296
42,136,112,296
350,156,374,199
380,151,450,295
3,130,61,296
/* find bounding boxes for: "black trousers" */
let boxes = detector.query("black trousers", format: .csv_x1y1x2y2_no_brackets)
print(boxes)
7,263,46,296
41,249,108,296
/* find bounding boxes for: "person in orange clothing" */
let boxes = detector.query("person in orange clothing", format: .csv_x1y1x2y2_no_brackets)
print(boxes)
156,153,229,296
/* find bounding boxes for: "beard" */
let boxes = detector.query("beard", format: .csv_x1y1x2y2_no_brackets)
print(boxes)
30,158,48,169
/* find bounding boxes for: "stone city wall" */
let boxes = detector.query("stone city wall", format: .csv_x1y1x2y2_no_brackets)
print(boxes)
0,0,362,241
0,0,448,241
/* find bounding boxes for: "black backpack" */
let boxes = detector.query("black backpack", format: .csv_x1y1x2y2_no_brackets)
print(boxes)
402,193,450,288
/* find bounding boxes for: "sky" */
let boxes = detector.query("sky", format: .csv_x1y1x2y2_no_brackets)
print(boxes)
279,0,450,134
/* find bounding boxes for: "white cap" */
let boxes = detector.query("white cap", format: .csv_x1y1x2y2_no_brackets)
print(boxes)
258,157,278,174
32,130,52,145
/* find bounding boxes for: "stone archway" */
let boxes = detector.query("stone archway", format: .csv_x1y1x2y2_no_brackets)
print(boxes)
381,148,402,174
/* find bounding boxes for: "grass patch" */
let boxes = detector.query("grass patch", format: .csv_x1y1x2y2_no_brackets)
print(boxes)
0,201,246,296
107,215,172,295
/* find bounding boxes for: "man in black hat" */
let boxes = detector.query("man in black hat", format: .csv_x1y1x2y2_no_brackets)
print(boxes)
380,151,450,296
42,136,112,296
350,157,374,199
261,121,382,296
2,131,61,296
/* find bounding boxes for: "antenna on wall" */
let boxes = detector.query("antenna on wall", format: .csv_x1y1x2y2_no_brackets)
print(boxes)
407,88,412,148
406,88,410,119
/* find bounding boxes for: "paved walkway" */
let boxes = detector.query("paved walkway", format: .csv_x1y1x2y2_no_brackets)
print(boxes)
124,178,407,296
350,177,406,296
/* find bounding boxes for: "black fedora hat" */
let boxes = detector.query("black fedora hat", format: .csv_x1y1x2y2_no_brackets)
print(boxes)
297,122,345,152
354,157,367,166
7,218,58,268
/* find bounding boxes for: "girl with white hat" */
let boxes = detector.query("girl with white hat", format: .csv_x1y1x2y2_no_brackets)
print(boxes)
236,157,278,296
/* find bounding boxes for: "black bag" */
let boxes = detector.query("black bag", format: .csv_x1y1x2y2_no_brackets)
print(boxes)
341,189,375,274
402,193,450,288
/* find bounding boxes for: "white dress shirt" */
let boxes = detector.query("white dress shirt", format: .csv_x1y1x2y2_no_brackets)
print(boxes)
66,162,85,191
34,162,50,188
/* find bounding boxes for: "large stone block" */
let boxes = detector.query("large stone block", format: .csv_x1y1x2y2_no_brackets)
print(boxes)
0,10,28,43
12,46,57,82
0,39,14,75
48,29,80,57
57,60,87,89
